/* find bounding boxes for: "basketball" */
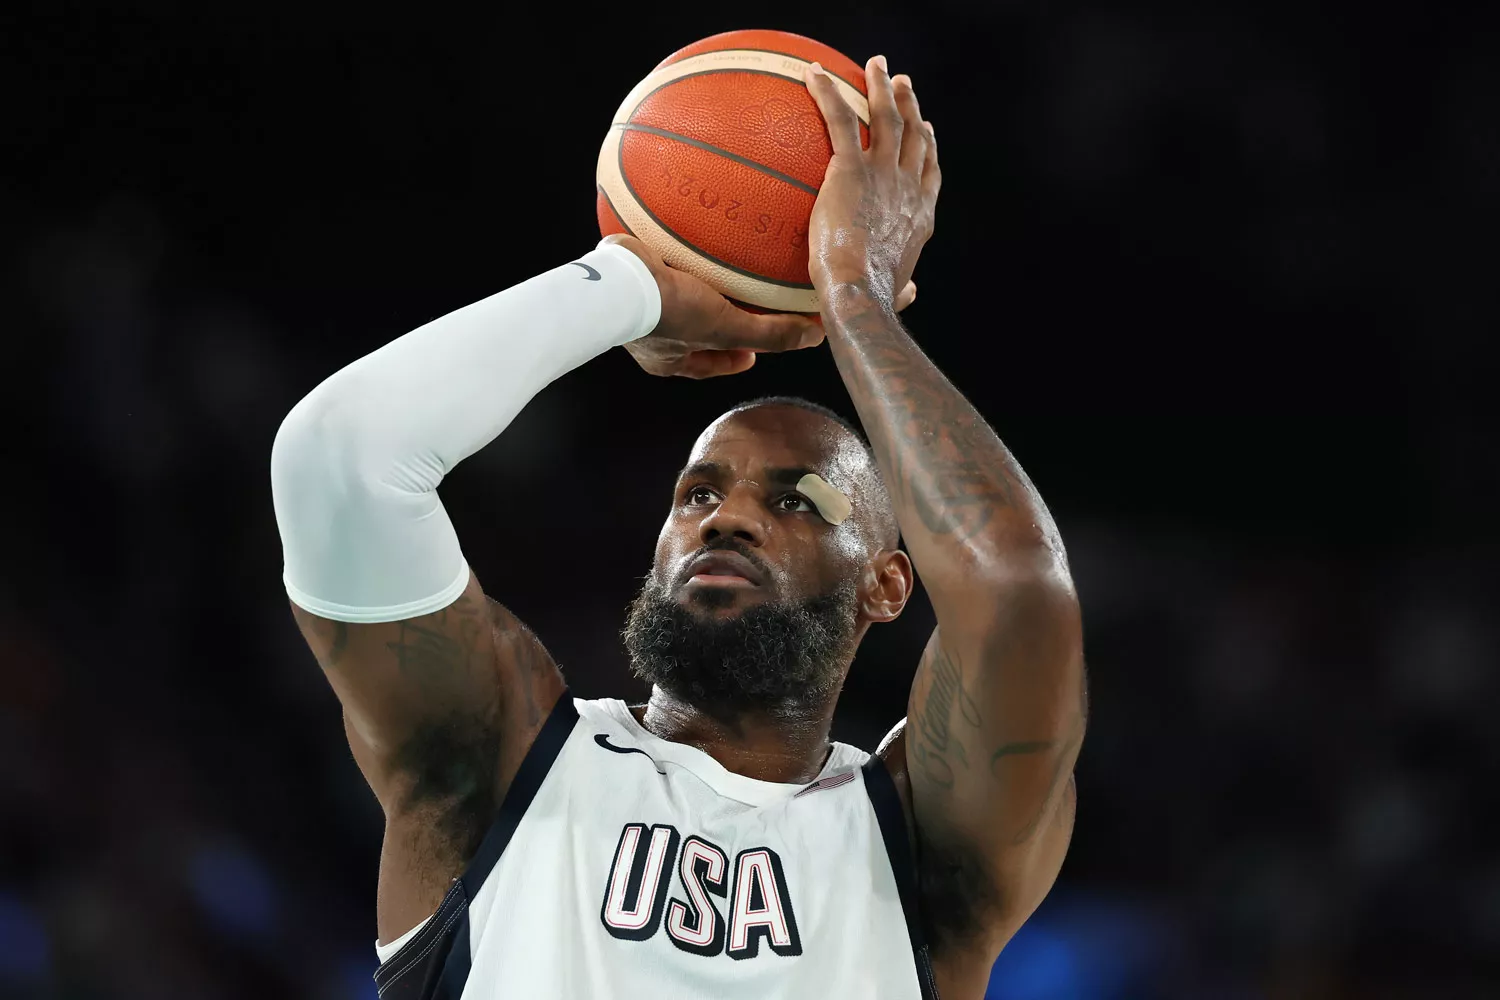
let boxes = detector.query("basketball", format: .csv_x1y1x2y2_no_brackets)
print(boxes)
596,29,870,313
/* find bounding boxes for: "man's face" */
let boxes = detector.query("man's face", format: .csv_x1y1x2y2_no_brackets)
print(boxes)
651,406,872,618
621,406,877,716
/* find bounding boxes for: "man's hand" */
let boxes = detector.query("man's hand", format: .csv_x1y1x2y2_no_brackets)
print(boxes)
803,55,940,307
602,234,825,379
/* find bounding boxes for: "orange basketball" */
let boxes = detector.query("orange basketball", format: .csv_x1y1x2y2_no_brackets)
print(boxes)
596,29,869,313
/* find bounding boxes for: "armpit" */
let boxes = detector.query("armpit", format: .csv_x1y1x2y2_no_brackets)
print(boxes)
390,709,503,867
879,723,1000,954
915,832,1000,955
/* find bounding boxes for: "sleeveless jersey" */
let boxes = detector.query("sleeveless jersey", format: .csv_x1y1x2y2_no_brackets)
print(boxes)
371,693,939,1000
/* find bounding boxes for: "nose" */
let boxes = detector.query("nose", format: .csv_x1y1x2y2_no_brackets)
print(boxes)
698,483,768,548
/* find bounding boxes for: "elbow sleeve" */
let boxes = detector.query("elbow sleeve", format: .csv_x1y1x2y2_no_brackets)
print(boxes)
269,242,659,622
270,390,470,622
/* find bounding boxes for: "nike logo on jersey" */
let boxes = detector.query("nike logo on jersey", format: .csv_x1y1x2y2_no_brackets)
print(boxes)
591,731,669,779
594,733,655,759
570,261,602,280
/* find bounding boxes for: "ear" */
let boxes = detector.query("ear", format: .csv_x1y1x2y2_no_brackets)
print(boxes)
858,548,914,624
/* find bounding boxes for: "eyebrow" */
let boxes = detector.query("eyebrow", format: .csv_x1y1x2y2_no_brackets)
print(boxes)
767,466,816,488
676,462,818,489
677,461,725,485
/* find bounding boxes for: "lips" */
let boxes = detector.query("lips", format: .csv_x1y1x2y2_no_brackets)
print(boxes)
682,550,765,587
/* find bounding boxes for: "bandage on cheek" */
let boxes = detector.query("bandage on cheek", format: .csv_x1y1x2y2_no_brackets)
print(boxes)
797,474,853,525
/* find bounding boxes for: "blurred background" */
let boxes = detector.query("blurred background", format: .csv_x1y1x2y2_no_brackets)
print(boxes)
5,2,1497,997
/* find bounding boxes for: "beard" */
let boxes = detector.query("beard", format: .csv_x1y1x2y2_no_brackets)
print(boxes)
622,573,861,721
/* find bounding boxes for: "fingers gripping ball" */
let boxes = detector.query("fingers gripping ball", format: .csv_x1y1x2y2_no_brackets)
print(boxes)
596,30,870,313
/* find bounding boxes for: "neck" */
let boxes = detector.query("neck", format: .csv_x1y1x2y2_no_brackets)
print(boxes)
635,687,838,784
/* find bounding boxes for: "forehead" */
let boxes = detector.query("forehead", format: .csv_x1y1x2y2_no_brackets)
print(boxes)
684,407,866,481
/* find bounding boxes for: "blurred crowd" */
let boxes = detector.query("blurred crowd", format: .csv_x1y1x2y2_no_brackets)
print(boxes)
6,3,1496,998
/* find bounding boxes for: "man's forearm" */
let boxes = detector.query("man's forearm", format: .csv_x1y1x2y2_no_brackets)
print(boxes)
819,281,1065,603
822,277,1085,862
804,57,1084,922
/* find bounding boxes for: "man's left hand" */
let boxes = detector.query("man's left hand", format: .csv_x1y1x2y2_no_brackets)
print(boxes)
803,55,940,307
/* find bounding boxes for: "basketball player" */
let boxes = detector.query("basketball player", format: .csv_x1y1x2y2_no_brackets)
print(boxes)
271,58,1084,999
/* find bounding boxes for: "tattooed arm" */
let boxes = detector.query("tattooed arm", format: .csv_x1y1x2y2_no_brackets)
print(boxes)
805,57,1086,969
289,579,562,944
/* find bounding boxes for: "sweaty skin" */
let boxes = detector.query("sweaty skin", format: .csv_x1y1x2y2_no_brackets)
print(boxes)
801,55,1085,998
285,51,1082,1000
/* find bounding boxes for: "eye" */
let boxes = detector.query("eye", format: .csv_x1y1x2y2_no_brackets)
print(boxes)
775,493,814,513
685,485,721,507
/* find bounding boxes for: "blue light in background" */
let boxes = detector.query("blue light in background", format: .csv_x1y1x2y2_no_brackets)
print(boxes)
187,841,278,940
341,952,380,1000
987,919,1095,999
0,890,51,985
986,892,1177,1000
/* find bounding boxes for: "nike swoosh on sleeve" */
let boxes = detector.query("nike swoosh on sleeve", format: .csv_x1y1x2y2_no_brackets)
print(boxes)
570,262,602,280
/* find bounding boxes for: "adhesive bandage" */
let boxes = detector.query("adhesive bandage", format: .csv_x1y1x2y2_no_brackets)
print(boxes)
797,474,853,525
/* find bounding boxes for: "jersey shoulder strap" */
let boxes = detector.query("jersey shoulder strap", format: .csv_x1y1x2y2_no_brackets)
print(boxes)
372,693,580,1000
862,753,941,1000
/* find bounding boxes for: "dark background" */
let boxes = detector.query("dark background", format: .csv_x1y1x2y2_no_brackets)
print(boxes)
4,2,1497,998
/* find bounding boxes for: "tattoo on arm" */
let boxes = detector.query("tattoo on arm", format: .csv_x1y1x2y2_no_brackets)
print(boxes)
384,600,486,683
824,285,1086,935
913,630,1086,840
909,644,983,789
822,284,1039,549
302,614,350,671
386,620,467,680
991,730,1081,846
1000,662,1089,845
988,740,1054,764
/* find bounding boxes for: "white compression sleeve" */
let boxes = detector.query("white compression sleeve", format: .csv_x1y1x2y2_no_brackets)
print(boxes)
270,242,660,622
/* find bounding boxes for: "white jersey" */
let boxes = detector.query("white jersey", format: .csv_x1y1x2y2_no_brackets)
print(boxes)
372,694,938,1000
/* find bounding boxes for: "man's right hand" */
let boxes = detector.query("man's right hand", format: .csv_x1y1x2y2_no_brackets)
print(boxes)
602,234,826,379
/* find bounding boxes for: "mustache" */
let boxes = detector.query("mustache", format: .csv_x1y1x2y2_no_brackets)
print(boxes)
674,537,773,586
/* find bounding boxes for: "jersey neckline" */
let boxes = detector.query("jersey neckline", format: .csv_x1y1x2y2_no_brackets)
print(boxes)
586,698,866,807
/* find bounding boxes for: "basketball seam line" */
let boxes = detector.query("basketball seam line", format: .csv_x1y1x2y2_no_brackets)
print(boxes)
626,65,870,128
661,46,863,86
649,50,870,123
615,122,821,196
615,133,816,291
595,184,636,237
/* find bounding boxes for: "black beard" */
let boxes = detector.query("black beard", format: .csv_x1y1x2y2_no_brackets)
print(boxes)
622,577,860,721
